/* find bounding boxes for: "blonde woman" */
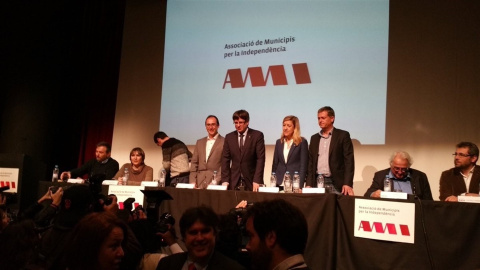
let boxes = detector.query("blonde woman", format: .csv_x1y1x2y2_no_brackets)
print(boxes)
271,116,308,188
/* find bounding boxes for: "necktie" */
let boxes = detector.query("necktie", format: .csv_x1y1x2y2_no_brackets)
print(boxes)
188,263,197,270
239,133,244,152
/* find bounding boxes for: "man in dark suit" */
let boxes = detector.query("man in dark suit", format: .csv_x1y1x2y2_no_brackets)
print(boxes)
189,115,225,188
221,110,265,191
364,151,433,200
306,106,355,195
156,206,245,270
439,141,480,201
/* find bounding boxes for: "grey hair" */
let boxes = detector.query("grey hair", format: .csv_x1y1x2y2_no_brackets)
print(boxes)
389,151,413,167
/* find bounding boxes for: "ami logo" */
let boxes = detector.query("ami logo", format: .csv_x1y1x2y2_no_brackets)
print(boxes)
223,63,311,89
358,221,411,236
0,181,16,189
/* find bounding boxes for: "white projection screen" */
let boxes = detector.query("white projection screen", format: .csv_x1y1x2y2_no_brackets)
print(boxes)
160,0,389,145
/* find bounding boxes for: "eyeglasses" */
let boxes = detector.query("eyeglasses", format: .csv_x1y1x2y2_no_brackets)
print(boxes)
392,167,408,172
452,153,472,157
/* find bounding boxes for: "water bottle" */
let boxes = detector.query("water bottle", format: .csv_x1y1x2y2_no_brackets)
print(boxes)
211,171,218,185
324,178,334,193
158,168,166,187
283,171,292,193
270,172,277,187
123,167,129,185
52,165,59,182
384,175,391,192
293,171,300,193
316,174,324,188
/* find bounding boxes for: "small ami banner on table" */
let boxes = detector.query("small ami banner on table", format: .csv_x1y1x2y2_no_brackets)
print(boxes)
354,198,415,244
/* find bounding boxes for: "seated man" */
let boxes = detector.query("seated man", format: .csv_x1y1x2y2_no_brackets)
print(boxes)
60,141,119,180
156,205,245,270
245,199,309,270
364,151,433,200
439,141,480,201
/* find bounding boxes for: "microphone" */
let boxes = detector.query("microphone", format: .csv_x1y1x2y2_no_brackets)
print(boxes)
0,186,10,192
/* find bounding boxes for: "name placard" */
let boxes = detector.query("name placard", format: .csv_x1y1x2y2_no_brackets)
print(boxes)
302,187,325,194
141,181,158,187
354,198,415,244
176,183,195,189
207,185,228,190
458,195,480,203
258,187,279,193
380,191,408,200
102,180,119,185
67,179,85,184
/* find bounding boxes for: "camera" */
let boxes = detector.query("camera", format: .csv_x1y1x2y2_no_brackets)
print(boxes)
49,186,59,194
155,212,175,233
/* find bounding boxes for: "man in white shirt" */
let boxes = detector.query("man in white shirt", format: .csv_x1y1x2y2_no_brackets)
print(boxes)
189,115,225,188
439,141,480,201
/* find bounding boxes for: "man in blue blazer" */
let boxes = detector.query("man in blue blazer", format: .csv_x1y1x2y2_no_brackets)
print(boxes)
221,110,265,191
306,106,355,195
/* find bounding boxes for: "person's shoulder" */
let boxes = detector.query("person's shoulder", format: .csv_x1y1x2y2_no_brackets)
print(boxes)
333,127,350,135
410,168,427,176
248,128,263,135
156,252,187,269
210,251,246,270
109,158,119,164
374,168,390,177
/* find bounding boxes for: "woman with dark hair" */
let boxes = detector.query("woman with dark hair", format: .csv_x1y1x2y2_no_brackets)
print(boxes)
114,147,154,185
66,211,128,270
271,115,309,189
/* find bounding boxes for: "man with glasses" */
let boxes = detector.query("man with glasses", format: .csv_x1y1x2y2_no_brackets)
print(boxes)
439,142,480,201
221,109,265,191
364,151,433,200
189,115,225,188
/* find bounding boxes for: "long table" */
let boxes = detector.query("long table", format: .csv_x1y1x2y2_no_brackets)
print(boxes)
37,182,480,269
158,187,480,270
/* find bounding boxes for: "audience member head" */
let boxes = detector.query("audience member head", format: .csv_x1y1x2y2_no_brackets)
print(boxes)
389,151,413,179
179,205,219,265
130,147,146,166
245,199,308,270
66,212,127,270
280,115,302,145
232,110,249,133
0,219,39,270
95,141,112,163
56,184,94,227
153,131,169,146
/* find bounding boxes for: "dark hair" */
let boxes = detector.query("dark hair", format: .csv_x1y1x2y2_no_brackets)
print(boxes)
205,115,220,126
130,147,146,163
179,205,219,239
153,131,168,143
318,106,335,117
232,110,249,122
66,212,128,270
96,141,112,153
456,142,479,158
245,199,308,255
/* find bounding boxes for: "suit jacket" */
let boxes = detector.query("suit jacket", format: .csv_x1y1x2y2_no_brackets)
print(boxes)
156,250,246,270
189,135,225,188
306,128,354,191
439,165,480,201
221,128,265,191
364,168,433,200
272,138,309,187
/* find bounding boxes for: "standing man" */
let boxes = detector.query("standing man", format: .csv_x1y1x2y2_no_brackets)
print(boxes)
60,141,119,180
156,206,246,270
306,106,355,195
189,115,225,188
221,109,265,191
439,142,480,201
364,151,433,200
153,131,192,186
